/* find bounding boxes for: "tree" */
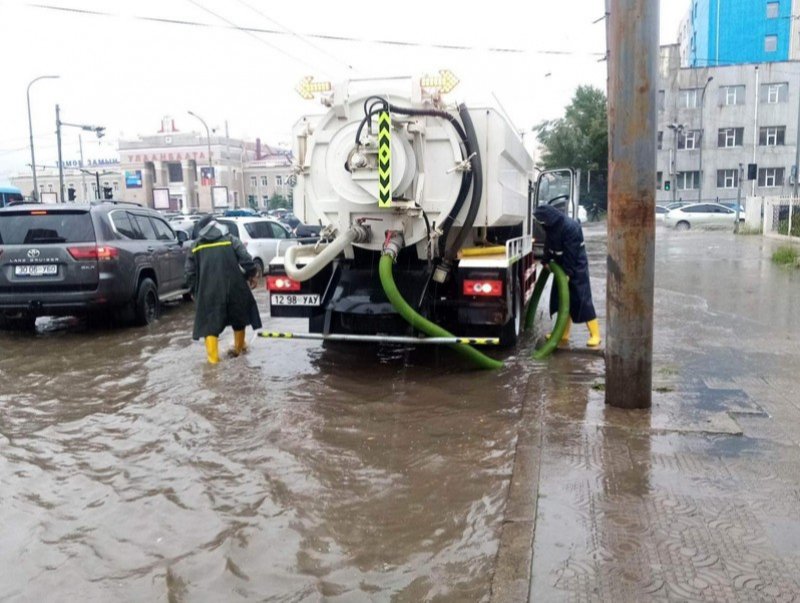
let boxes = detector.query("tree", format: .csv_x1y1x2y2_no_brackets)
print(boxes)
534,85,608,173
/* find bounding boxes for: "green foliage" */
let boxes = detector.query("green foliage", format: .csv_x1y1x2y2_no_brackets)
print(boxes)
268,194,291,210
534,85,608,172
777,216,800,237
772,246,799,266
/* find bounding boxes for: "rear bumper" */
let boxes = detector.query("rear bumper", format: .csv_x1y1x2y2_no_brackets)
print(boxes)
0,273,132,316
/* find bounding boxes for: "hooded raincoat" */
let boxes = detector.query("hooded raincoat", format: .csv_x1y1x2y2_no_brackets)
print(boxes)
533,205,597,324
184,220,263,340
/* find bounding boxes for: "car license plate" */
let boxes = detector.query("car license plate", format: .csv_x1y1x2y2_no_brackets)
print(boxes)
14,264,58,277
270,294,320,306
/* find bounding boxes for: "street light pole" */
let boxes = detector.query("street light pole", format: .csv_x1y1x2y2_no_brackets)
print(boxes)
56,104,65,203
27,75,59,202
698,76,714,203
56,106,104,204
188,110,212,211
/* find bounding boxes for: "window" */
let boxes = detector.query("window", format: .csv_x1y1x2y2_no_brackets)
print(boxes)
760,82,788,103
759,126,786,146
110,211,142,239
268,222,289,239
0,210,95,245
216,220,239,238
250,176,257,188
151,217,176,241
656,171,663,189
261,176,268,187
677,171,700,190
657,131,663,150
717,127,744,147
167,162,183,183
679,88,699,108
765,35,778,53
678,129,701,150
716,169,739,189
131,213,157,239
767,2,779,18
244,221,275,239
758,167,784,187
276,175,283,186
262,195,269,206
657,90,665,112
720,85,745,106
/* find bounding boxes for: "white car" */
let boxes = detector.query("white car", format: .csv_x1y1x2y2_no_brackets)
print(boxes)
664,202,741,230
655,205,669,223
215,216,299,276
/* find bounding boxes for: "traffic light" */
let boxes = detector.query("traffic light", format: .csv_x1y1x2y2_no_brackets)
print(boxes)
664,180,671,191
67,187,76,201
747,163,758,180
103,186,113,199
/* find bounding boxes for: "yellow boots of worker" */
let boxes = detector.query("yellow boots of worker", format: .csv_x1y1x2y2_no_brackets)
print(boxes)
227,330,247,358
586,319,602,348
205,336,219,364
546,318,572,346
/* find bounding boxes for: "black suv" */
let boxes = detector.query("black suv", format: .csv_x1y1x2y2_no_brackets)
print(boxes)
0,201,191,329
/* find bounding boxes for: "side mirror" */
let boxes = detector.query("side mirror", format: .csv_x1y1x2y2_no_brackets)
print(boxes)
176,230,189,244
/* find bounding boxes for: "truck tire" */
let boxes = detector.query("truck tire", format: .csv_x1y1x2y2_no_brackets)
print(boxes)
500,272,522,347
133,278,160,326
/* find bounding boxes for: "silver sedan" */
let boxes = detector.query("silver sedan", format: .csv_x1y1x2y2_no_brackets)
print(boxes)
664,202,741,230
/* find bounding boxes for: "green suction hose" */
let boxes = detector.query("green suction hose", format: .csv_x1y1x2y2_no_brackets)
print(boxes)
378,254,503,370
524,262,571,360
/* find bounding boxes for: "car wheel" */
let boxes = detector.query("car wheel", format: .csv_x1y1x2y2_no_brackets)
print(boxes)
253,258,264,279
675,221,690,231
134,278,160,326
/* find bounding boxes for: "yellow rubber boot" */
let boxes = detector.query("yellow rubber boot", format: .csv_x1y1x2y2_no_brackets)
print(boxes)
586,319,602,348
546,317,572,345
205,336,220,364
232,329,247,357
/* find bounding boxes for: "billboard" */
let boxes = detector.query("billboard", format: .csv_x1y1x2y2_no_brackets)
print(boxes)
212,186,228,208
125,170,143,188
153,187,170,209
201,166,215,186
40,192,58,204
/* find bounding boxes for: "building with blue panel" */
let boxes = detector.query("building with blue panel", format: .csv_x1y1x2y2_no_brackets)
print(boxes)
685,0,796,66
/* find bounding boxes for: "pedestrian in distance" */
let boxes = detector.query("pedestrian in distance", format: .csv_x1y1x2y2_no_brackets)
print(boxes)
533,204,601,348
184,216,262,363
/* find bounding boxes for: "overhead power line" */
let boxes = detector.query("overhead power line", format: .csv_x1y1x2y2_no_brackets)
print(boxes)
28,3,605,58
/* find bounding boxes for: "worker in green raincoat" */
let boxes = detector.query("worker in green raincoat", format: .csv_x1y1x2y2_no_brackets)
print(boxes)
185,216,262,363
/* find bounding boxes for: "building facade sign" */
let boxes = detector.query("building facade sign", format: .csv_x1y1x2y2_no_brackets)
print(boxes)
123,150,208,163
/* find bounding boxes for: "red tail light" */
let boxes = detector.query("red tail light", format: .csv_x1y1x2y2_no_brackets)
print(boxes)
266,275,301,291
68,245,119,261
463,279,503,297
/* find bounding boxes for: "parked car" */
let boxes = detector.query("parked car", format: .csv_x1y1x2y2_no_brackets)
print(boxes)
215,216,303,277
279,212,301,229
663,202,741,230
655,205,669,222
0,201,191,330
293,223,322,239
720,202,746,217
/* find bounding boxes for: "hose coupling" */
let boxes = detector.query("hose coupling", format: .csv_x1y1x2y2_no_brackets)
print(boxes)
382,230,405,261
351,223,372,244
432,259,453,284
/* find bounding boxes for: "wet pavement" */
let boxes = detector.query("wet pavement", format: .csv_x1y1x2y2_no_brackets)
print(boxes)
1,226,800,601
525,227,800,602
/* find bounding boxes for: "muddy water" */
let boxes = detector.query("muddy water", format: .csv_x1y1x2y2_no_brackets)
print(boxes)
0,290,535,601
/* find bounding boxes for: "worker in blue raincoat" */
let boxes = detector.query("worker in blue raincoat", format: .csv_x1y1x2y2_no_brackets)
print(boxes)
185,216,262,363
533,204,601,347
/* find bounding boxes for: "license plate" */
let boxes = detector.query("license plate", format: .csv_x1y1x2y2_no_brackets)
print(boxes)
270,293,320,306
14,264,58,277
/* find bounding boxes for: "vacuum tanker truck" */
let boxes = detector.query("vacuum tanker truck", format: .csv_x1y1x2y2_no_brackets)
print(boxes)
266,74,578,350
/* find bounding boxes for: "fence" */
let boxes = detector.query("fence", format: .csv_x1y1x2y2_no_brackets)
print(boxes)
762,196,800,239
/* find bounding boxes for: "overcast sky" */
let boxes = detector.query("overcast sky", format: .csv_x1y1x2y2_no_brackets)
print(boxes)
0,0,689,184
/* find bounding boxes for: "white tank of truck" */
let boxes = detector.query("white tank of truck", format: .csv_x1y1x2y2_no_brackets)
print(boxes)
290,78,533,256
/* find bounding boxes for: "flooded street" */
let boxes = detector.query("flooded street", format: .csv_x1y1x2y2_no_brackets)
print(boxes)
3,226,800,601
0,288,536,601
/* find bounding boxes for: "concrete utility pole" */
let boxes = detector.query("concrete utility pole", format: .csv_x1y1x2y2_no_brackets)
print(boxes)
27,75,59,201
605,0,658,409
